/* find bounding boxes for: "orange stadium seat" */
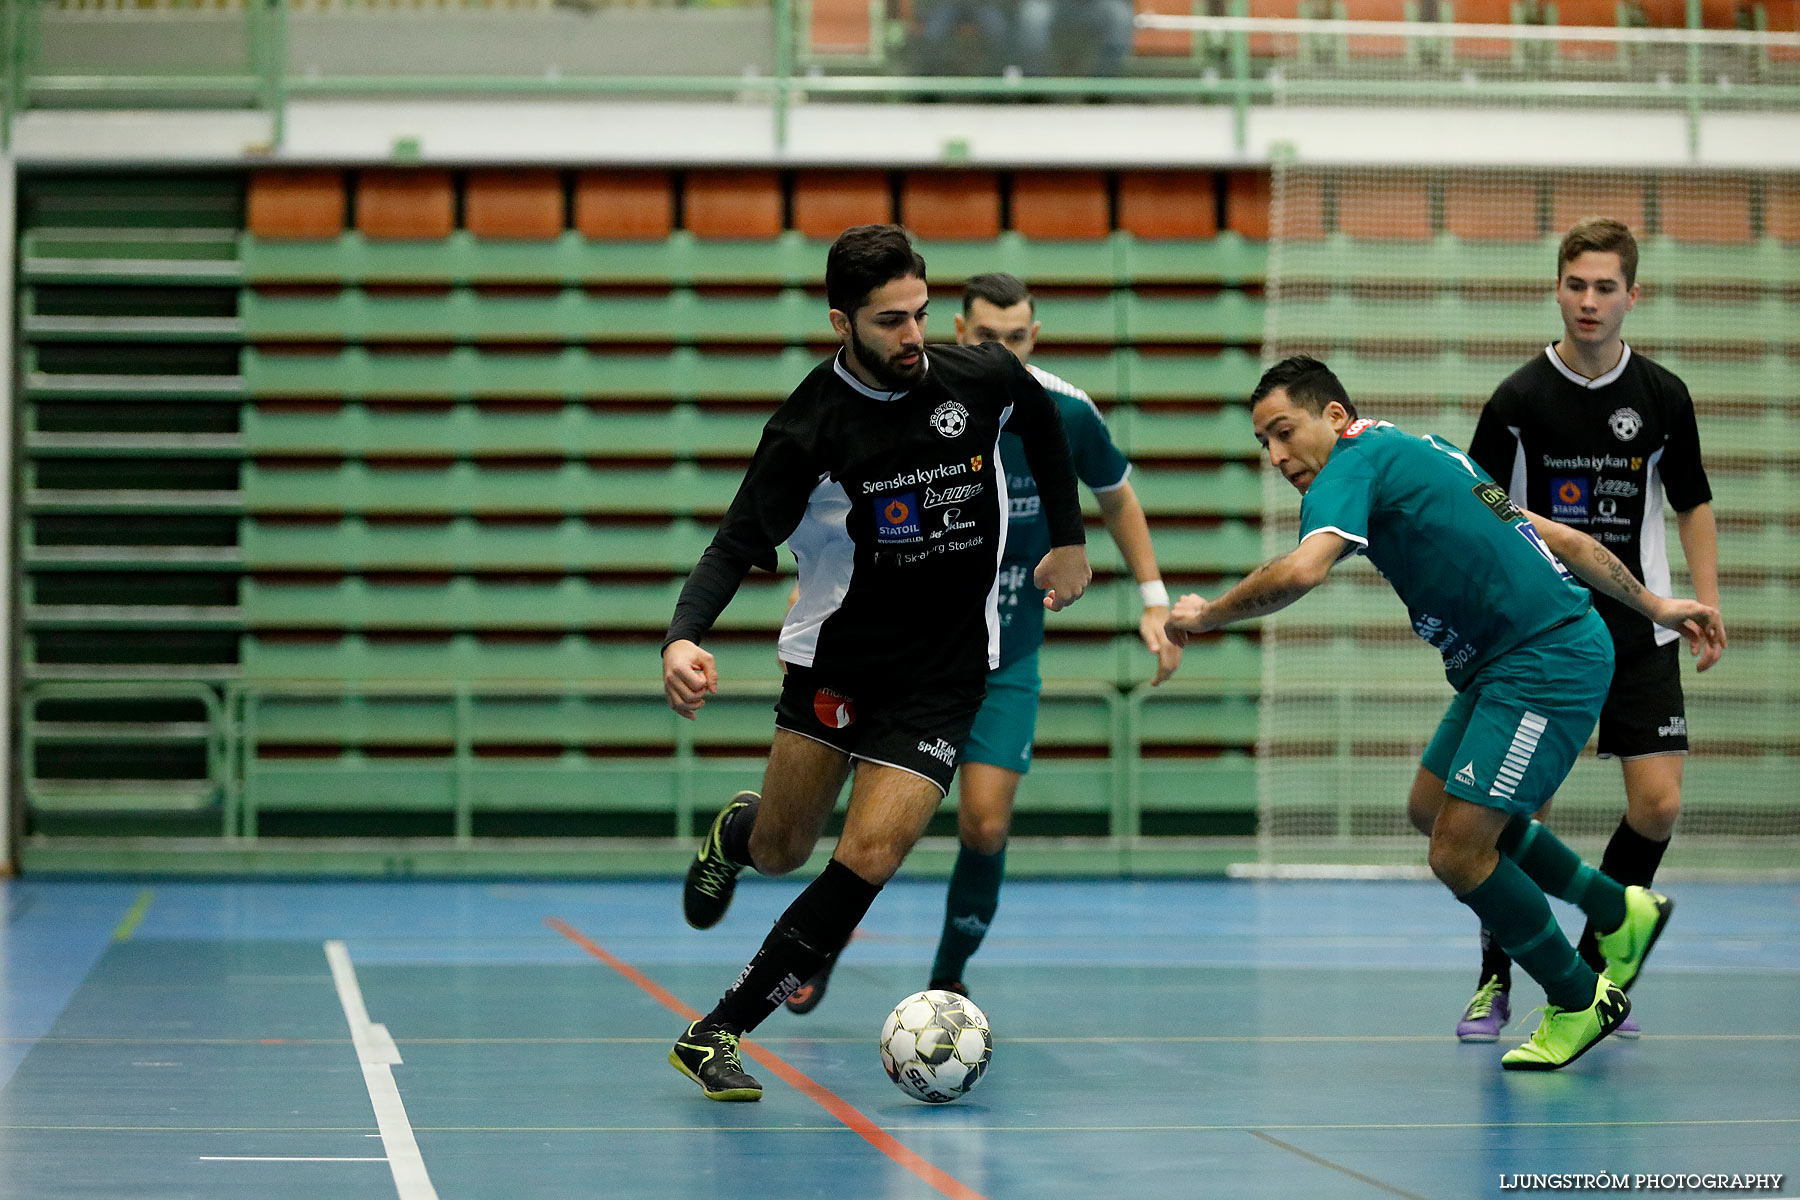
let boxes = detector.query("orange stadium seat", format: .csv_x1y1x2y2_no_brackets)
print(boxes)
1227,170,1326,241
247,170,346,240
1764,177,1800,244
1135,0,1200,56
1448,0,1518,60
574,171,675,240
1634,0,1686,24
1697,0,1747,23
808,0,876,54
1551,0,1623,61
1336,175,1433,240
1227,170,1272,239
1768,0,1799,62
1011,172,1110,239
901,172,1002,240
356,170,455,240
1341,0,1410,58
1118,171,1220,239
1659,175,1754,244
1248,0,1301,58
464,170,565,240
685,170,784,239
1550,174,1646,236
1445,176,1542,242
792,171,893,240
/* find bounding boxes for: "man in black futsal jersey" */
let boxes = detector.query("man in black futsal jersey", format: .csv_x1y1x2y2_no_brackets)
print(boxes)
660,224,1092,1101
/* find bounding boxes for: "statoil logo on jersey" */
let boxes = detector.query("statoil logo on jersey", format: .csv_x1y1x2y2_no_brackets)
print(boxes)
874,492,923,543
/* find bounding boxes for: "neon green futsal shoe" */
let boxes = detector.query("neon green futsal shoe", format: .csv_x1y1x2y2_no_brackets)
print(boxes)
670,1021,763,1101
1596,885,1674,993
1500,976,1630,1071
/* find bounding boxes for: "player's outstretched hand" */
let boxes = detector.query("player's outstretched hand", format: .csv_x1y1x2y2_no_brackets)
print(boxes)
1652,598,1727,672
1164,593,1210,653
1142,605,1185,686
1036,545,1092,612
662,639,718,719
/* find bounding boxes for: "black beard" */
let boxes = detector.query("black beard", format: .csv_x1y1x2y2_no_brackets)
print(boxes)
849,328,925,391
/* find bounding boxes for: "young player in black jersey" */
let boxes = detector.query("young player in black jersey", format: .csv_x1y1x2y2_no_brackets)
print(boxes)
1457,217,1723,1043
661,225,1093,1101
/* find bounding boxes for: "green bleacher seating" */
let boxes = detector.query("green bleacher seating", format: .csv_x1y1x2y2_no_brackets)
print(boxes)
244,402,771,460
30,165,1799,871
243,462,750,517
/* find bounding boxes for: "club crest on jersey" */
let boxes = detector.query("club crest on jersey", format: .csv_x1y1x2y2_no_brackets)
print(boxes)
875,492,923,542
930,401,969,438
969,455,983,472
1608,407,1642,441
813,688,856,729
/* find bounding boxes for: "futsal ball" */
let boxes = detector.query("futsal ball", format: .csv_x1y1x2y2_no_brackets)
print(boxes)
879,989,992,1104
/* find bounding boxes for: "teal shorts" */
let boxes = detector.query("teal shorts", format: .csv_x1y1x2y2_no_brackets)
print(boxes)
1421,611,1615,816
961,650,1042,774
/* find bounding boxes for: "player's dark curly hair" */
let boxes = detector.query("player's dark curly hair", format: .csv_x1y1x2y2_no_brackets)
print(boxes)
826,224,928,318
1250,355,1358,420
962,272,1034,315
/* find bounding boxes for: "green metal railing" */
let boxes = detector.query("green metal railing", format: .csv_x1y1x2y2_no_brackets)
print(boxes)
20,676,1159,850
22,680,236,832
2,0,1796,156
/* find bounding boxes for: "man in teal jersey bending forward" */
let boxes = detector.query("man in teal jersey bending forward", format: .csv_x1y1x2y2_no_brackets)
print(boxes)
1162,356,1726,1070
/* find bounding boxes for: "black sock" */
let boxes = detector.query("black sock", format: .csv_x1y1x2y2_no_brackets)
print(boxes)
1577,815,1671,969
704,858,881,1034
1478,925,1513,991
1599,814,1669,888
721,797,759,868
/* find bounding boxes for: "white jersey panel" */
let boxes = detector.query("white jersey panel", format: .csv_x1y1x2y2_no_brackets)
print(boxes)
985,428,1010,670
779,475,855,667
1644,447,1679,648
1505,425,1528,504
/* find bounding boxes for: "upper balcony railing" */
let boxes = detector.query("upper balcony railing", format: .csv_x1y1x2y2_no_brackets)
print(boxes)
2,0,1796,153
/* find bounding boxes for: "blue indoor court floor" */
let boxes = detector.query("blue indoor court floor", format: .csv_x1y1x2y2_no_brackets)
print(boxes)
1,875,1796,1200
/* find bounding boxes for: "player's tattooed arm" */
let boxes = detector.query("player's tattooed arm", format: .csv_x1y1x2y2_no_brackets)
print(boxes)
1592,539,1646,602
1164,532,1348,654
1525,510,1647,607
1524,510,1728,668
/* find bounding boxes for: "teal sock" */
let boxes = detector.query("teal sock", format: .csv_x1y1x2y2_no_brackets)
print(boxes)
1457,854,1597,1011
1496,817,1627,934
930,843,1005,985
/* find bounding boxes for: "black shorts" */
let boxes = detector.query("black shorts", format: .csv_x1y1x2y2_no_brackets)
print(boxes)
1596,639,1688,759
774,665,986,796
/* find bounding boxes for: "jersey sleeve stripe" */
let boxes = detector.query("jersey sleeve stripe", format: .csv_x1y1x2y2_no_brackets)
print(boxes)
1302,525,1368,548
1088,464,1132,493
1026,363,1099,412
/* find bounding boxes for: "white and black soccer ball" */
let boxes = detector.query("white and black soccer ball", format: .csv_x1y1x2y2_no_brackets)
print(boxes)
879,989,992,1104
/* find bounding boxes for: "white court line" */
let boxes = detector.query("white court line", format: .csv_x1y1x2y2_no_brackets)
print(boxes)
202,1156,389,1163
325,940,440,1200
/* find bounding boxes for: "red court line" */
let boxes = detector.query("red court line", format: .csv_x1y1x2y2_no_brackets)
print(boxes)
546,917,991,1200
